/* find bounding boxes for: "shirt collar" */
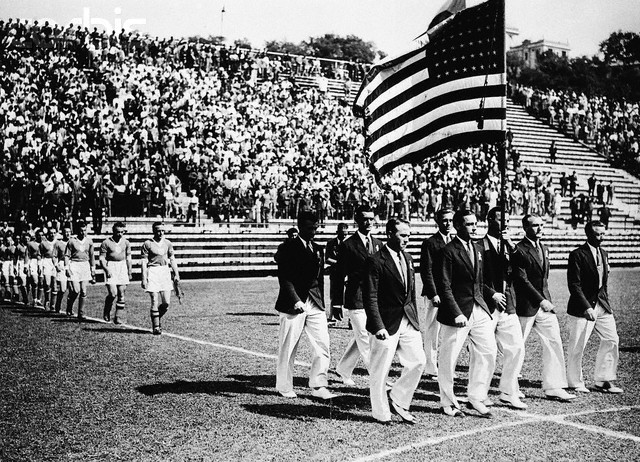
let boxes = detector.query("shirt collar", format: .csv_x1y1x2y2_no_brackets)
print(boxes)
486,234,499,250
457,236,472,248
525,236,539,248
438,231,450,243
356,230,370,246
587,242,600,259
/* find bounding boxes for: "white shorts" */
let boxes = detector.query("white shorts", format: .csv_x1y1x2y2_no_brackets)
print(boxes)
146,265,172,293
69,261,92,283
105,260,130,286
57,268,68,286
42,258,56,279
28,260,39,278
1,261,13,282
15,261,26,280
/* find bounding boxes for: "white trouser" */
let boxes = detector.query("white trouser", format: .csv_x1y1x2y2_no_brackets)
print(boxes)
519,309,568,391
493,310,525,396
369,316,426,421
422,296,440,376
567,303,619,387
439,306,497,408
276,300,331,393
335,309,370,379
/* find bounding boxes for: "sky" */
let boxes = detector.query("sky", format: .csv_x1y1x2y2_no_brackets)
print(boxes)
2,0,639,59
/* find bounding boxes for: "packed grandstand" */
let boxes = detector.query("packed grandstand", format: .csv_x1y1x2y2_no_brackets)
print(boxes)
0,18,637,232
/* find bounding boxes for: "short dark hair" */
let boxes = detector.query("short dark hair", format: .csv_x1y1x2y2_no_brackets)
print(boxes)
337,223,348,231
385,217,409,235
487,207,503,222
113,221,126,231
435,208,453,223
286,227,298,238
297,211,318,227
152,221,164,231
453,209,475,228
585,220,605,235
354,204,373,220
521,214,540,229
75,219,86,229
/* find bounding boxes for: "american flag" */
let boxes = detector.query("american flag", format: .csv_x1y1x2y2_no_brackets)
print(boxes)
353,0,505,177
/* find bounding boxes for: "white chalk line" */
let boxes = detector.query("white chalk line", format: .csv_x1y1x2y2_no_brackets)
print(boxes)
353,405,640,462
8,304,640,453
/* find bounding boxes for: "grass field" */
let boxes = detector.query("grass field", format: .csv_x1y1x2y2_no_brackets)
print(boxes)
1,269,640,461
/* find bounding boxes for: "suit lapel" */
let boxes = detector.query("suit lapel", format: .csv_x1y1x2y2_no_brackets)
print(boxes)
526,240,543,271
454,239,474,276
353,233,368,259
382,247,404,287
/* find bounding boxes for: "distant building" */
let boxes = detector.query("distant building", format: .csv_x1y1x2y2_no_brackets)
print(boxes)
508,39,571,68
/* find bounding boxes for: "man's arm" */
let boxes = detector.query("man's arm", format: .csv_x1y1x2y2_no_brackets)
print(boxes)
276,242,303,313
420,239,437,299
438,248,465,324
363,256,385,337
98,241,109,278
512,248,545,307
567,250,594,319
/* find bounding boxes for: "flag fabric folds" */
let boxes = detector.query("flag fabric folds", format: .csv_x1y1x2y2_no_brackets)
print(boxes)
353,0,505,177
420,0,467,40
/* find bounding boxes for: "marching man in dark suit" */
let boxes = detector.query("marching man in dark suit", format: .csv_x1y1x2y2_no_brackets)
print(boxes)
438,209,497,418
325,222,347,325
364,218,425,424
274,211,336,400
333,205,382,386
513,214,576,402
480,207,527,409
419,208,453,379
566,221,623,394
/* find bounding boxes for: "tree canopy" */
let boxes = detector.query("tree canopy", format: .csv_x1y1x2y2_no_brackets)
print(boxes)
265,34,379,63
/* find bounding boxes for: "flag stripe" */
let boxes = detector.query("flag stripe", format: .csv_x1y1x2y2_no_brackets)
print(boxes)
370,107,506,163
368,94,505,152
368,73,504,129
372,129,505,175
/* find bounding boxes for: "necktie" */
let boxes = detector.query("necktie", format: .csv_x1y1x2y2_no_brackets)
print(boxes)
307,240,314,254
596,248,603,287
367,236,373,254
398,251,407,289
537,242,544,263
467,241,474,269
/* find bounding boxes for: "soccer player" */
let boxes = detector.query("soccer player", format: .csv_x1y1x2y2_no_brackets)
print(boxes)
14,232,29,305
39,228,58,310
64,220,96,319
26,230,42,307
99,222,132,324
0,234,15,302
141,222,179,335
52,224,72,313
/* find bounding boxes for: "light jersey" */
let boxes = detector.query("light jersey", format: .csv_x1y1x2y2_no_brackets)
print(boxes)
27,241,41,259
54,240,69,262
141,237,174,267
39,239,56,259
0,244,6,261
15,244,28,263
100,237,131,262
65,236,94,263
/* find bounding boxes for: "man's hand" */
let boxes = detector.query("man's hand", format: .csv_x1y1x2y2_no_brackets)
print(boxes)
105,269,112,279
375,328,389,340
293,301,305,314
454,314,467,327
331,305,343,321
492,292,507,311
431,295,441,306
584,307,596,321
141,278,147,290
539,299,555,312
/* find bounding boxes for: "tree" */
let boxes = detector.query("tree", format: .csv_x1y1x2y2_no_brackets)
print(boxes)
303,34,377,63
599,31,640,66
264,40,308,56
233,38,252,49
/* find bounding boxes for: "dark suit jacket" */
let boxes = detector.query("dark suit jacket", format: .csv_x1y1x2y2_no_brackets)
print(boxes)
274,237,324,315
419,232,448,298
363,246,419,336
567,243,611,317
437,238,494,326
335,233,383,310
512,238,552,317
480,236,516,314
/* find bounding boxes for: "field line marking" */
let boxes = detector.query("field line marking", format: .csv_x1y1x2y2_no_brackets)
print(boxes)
355,405,640,462
80,314,314,368
351,417,546,462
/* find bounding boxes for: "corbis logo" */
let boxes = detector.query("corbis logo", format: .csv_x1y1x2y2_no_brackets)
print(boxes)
40,7,146,34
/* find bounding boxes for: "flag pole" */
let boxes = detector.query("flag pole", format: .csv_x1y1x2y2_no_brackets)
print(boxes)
498,0,507,255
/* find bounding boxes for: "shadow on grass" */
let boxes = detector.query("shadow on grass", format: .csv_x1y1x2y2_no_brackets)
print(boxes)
243,403,374,422
227,312,277,317
620,346,640,353
84,326,150,335
51,317,103,324
137,374,284,397
261,322,280,326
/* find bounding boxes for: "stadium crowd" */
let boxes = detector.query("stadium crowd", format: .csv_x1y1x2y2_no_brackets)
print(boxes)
510,84,640,175
0,17,556,234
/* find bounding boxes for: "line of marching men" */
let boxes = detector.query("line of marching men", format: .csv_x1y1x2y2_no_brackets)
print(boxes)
273,205,623,423
0,220,180,336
